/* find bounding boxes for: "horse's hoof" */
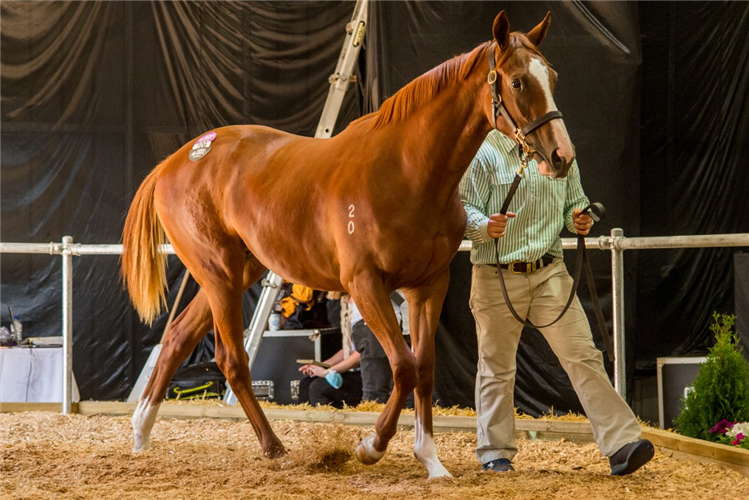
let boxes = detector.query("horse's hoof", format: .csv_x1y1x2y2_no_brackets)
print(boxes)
414,450,453,478
263,441,287,459
355,433,385,465
426,465,453,479
132,436,151,453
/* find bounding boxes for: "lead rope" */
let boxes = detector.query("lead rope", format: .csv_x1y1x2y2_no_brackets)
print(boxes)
495,169,580,329
494,232,583,330
494,185,615,361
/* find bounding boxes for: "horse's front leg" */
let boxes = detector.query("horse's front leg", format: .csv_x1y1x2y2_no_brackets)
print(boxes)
349,275,417,466
404,270,453,478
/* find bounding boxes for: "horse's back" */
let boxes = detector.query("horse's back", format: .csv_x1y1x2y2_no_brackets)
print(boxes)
150,124,345,288
154,124,310,197
150,121,464,293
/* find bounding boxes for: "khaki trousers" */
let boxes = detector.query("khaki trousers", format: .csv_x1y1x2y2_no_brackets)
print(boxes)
469,260,641,463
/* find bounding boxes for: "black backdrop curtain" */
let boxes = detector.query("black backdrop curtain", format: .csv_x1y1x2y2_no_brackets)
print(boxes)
2,1,748,416
637,2,749,364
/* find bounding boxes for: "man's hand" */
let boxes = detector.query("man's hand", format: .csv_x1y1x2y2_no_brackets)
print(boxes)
487,212,516,238
572,208,593,235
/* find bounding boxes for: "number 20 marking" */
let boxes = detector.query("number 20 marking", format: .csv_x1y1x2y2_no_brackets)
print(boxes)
348,204,355,234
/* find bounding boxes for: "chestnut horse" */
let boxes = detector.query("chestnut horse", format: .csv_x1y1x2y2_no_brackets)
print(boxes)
122,11,575,478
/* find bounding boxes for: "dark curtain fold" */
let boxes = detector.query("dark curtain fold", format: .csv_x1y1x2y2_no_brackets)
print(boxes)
637,2,749,367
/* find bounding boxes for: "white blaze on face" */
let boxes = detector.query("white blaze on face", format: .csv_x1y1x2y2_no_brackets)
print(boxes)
528,56,557,114
527,56,574,175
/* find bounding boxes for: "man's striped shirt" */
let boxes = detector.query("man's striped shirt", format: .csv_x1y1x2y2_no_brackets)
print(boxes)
459,130,590,265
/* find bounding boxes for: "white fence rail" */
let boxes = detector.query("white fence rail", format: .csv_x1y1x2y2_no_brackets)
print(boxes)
2,231,748,413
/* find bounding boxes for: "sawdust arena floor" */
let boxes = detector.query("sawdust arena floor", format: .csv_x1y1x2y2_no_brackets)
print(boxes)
2,411,748,500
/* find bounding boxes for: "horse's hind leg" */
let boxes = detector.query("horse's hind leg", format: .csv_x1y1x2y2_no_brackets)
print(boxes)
132,288,212,452
200,250,286,458
132,256,267,453
349,274,418,466
404,270,452,478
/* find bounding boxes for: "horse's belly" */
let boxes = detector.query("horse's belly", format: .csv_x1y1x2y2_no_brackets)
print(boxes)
239,224,344,292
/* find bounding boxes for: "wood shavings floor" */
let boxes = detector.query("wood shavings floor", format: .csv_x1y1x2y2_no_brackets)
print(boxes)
2,411,747,499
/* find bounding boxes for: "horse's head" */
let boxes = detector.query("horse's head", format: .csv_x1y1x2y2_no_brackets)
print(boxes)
485,11,575,179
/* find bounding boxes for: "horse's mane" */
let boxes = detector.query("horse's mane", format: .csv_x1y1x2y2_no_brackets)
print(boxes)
350,34,547,131
350,41,492,130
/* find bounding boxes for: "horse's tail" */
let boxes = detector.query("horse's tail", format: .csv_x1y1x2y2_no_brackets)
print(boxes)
121,164,168,325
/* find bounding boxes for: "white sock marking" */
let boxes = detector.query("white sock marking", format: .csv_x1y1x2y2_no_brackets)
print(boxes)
132,398,160,453
414,417,452,479
360,433,384,461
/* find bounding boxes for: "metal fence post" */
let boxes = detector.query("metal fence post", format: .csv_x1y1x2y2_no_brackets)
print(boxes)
610,228,626,398
61,236,74,414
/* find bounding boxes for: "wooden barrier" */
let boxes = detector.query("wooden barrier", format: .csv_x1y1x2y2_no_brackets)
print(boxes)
71,402,595,441
642,427,749,477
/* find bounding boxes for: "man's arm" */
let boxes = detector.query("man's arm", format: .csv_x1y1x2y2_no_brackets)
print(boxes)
459,157,493,244
460,154,517,241
563,161,592,235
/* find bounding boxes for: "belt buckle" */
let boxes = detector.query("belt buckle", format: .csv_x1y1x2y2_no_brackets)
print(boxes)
510,261,533,274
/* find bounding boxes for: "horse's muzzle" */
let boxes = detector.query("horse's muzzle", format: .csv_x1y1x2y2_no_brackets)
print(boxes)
533,147,574,179
550,148,574,178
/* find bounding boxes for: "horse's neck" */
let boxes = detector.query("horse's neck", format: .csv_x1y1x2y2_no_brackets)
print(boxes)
397,75,492,204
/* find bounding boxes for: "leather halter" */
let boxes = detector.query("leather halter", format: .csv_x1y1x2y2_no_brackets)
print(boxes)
487,44,563,169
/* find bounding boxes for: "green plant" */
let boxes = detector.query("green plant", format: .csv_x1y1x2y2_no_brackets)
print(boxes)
675,312,749,441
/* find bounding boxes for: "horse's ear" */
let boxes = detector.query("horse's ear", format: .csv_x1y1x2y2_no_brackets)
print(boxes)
527,11,552,47
493,11,510,51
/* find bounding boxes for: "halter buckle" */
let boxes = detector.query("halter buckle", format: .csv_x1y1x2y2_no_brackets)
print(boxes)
514,129,534,169
487,70,497,85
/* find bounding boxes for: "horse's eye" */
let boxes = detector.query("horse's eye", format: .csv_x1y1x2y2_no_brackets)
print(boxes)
511,80,521,90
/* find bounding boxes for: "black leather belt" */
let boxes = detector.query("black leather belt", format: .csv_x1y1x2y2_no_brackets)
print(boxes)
489,254,554,274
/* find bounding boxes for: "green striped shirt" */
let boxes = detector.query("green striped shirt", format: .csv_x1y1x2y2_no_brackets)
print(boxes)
459,130,589,265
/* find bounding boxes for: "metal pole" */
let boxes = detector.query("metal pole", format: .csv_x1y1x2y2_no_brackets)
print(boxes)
160,269,191,344
616,233,749,250
61,236,74,414
610,228,626,398
315,0,369,138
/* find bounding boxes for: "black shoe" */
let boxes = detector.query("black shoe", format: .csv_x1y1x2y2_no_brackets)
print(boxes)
482,458,514,472
609,439,654,476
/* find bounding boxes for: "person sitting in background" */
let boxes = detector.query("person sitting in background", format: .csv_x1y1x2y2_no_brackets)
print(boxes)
297,290,411,408
297,347,361,408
